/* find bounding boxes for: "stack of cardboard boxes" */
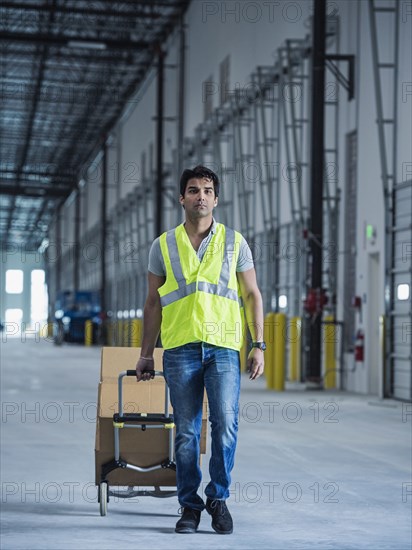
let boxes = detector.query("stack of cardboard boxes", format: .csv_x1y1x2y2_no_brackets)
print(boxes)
95,347,208,487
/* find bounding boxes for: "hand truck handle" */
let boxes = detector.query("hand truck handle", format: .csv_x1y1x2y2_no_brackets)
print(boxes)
118,370,166,416
125,369,163,377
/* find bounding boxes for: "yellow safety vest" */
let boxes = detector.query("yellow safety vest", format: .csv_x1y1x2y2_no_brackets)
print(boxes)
158,222,245,351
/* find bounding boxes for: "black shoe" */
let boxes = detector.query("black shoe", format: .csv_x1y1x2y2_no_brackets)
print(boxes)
175,507,201,534
205,498,233,534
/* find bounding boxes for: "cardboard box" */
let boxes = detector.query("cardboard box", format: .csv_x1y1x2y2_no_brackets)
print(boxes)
97,380,169,417
95,347,208,487
100,347,165,381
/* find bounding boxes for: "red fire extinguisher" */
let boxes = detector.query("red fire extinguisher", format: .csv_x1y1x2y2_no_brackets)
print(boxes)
303,288,328,315
354,329,364,362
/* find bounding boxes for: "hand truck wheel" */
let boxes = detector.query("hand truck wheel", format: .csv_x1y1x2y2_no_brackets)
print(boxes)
99,482,108,516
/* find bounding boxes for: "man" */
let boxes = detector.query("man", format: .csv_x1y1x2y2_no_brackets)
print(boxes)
135,165,265,535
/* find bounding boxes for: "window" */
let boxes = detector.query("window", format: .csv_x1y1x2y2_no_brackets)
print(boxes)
5,269,23,294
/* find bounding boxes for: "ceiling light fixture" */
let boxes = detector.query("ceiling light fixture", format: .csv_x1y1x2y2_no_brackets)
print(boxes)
67,40,107,50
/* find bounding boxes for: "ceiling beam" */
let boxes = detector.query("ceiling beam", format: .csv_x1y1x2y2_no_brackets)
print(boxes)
0,183,73,199
1,50,151,65
2,170,77,181
1,2,164,19
4,132,97,143
0,182,72,198
0,31,150,50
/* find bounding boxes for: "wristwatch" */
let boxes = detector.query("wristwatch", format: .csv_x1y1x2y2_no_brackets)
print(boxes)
251,341,267,351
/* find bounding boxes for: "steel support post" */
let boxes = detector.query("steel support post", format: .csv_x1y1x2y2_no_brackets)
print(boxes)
177,18,186,182
73,189,81,294
100,139,108,344
307,0,326,384
156,49,165,237
56,206,62,296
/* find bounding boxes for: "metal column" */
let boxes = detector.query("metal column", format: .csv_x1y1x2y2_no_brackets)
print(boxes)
307,0,326,384
177,19,186,180
73,189,81,294
55,205,62,296
155,49,165,238
100,139,108,344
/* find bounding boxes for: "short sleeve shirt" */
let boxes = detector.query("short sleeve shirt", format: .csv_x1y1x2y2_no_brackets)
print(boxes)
148,218,254,276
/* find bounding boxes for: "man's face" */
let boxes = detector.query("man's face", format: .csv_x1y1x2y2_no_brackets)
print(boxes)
179,177,218,218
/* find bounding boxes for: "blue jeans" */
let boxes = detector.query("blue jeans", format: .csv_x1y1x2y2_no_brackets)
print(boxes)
163,342,241,510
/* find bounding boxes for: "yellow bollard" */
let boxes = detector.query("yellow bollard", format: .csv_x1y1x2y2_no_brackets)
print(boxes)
323,315,336,389
264,312,275,389
130,319,143,347
40,322,51,338
289,317,301,382
85,320,93,346
273,313,286,391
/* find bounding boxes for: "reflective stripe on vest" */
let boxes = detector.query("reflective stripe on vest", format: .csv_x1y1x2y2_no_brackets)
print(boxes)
160,226,242,307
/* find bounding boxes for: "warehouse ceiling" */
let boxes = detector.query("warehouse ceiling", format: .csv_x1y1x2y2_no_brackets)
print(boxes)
0,0,189,250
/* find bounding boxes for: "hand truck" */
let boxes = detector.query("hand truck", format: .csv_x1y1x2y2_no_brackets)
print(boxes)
98,369,177,516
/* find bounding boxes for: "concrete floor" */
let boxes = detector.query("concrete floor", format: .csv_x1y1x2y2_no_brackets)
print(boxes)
1,337,411,550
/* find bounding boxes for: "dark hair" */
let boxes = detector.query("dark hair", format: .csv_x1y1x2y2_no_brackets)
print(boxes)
179,165,220,197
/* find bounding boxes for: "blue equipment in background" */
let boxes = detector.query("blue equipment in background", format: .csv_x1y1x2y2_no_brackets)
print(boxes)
54,290,101,344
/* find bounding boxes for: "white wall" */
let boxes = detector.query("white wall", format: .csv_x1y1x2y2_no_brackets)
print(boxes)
184,0,310,136
117,75,156,200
